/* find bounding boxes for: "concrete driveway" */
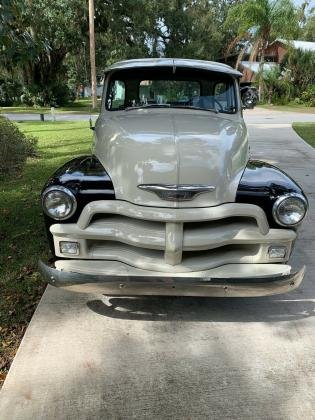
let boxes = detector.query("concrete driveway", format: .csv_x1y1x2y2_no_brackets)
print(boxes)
0,109,314,419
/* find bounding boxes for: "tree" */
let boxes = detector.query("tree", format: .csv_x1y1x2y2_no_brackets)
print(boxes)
302,12,315,41
0,0,87,104
93,0,157,66
89,0,97,109
225,0,299,97
156,0,238,60
0,0,246,105
1,0,159,103
256,67,294,104
282,48,315,92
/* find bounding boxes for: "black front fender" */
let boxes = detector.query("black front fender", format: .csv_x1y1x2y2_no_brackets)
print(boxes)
41,155,115,254
236,160,307,228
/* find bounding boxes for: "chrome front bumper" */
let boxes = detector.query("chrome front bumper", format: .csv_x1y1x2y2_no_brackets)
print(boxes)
39,260,305,297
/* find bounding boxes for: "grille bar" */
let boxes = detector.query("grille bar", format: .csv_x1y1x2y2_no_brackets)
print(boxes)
86,242,262,272
165,222,183,265
51,220,295,252
77,200,270,235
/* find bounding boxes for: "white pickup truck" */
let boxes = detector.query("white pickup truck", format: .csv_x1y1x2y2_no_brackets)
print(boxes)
39,58,307,297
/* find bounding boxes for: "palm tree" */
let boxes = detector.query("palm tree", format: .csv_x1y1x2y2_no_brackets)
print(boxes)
225,0,299,97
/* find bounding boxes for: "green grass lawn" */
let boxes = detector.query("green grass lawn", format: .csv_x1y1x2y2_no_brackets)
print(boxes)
0,98,101,115
0,121,92,385
258,103,315,114
292,122,315,148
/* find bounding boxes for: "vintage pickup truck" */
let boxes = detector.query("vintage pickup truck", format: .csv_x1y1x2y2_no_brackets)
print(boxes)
39,58,308,297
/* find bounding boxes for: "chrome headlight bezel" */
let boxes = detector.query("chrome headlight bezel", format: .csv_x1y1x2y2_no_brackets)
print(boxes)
272,193,308,227
42,185,77,220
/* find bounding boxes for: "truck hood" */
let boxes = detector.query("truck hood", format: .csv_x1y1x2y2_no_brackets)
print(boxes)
94,108,248,208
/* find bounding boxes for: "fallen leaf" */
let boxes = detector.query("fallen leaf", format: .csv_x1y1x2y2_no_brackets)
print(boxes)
0,373,7,382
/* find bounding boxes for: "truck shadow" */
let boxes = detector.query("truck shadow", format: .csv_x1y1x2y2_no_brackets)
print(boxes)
86,294,315,322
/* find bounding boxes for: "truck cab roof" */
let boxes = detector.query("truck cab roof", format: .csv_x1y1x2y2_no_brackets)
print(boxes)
105,58,242,77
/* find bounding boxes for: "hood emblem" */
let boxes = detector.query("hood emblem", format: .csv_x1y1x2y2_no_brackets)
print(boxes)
138,184,216,201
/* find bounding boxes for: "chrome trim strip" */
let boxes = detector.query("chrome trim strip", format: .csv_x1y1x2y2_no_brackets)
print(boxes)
138,184,216,201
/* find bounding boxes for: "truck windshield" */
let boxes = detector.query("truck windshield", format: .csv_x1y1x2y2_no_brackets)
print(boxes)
105,67,237,114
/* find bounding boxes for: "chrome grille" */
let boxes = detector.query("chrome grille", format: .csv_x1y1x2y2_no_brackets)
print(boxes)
50,200,296,272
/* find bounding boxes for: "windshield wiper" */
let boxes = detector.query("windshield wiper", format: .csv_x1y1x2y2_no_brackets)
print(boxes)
125,104,171,111
170,105,219,114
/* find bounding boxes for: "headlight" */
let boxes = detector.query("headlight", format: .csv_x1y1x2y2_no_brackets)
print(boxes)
273,193,307,227
42,186,77,220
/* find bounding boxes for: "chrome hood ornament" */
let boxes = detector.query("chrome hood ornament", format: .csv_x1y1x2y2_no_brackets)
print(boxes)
138,184,216,201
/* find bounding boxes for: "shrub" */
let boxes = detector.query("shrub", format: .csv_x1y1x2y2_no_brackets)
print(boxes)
255,67,295,105
294,97,303,105
282,49,315,93
271,95,290,105
300,85,315,107
20,88,35,107
0,117,38,177
0,79,23,106
20,84,75,107
49,84,75,106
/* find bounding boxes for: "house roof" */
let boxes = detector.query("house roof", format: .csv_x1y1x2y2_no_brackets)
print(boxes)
105,58,243,77
276,39,315,52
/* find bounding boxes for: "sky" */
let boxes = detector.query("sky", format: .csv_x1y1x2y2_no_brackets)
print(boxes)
293,0,315,7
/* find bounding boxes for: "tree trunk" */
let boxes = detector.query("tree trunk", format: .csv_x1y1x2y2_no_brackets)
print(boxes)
258,43,266,102
88,0,97,110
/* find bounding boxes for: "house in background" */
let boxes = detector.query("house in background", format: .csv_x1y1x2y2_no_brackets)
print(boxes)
262,39,315,64
223,39,315,85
